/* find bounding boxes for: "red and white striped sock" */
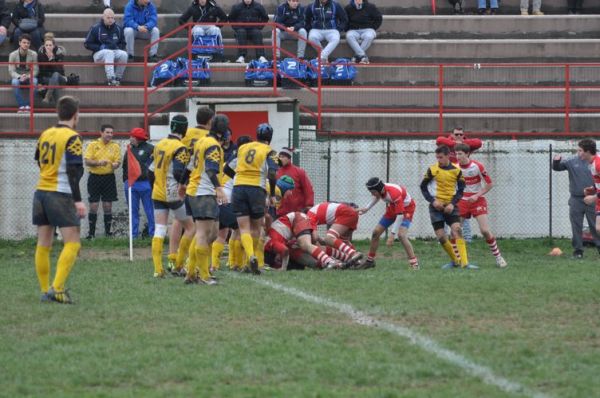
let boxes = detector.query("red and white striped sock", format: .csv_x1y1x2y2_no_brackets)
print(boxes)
333,238,357,257
312,247,333,268
325,246,350,261
367,252,376,262
487,238,501,257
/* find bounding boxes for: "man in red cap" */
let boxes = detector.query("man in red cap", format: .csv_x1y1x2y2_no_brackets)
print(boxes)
276,147,314,217
122,127,155,238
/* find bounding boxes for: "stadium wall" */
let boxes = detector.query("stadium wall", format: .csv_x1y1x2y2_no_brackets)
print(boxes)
0,138,579,240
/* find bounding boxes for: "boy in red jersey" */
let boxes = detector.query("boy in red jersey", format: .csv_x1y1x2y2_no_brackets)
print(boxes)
358,177,419,270
455,144,507,268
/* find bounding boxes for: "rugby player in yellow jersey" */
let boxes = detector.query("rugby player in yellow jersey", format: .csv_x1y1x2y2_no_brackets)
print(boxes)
33,96,87,304
177,115,229,285
148,115,195,278
420,145,474,269
166,106,215,272
224,123,279,275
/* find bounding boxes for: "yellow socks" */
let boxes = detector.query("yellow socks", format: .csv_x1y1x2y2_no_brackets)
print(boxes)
195,244,210,281
241,233,255,259
52,242,81,292
227,238,235,269
456,238,469,268
232,239,244,270
211,241,225,270
187,238,197,276
442,240,460,264
152,237,165,275
176,235,192,270
35,245,51,293
254,237,265,269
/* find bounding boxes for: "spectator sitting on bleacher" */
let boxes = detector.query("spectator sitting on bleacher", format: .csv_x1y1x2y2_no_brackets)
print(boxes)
37,32,66,105
11,0,45,50
179,0,227,50
447,0,463,14
345,0,381,64
228,0,269,64
84,8,128,86
0,0,10,46
478,0,499,14
305,0,347,63
521,0,543,15
123,0,160,62
273,0,307,60
567,0,583,14
8,33,37,113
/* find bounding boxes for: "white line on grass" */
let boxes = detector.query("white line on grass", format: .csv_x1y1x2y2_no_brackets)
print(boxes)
235,275,550,398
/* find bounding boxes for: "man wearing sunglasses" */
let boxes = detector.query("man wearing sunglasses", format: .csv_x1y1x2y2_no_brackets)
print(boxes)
436,126,482,164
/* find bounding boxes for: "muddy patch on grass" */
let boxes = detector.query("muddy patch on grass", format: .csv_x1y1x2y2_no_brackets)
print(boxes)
80,247,152,261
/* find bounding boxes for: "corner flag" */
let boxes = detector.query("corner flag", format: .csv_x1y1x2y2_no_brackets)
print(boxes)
127,145,142,185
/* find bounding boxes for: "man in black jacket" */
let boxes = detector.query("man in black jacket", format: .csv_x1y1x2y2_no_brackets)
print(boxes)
179,0,227,50
228,0,269,63
345,0,381,64
84,8,128,86
0,0,10,46
273,0,307,59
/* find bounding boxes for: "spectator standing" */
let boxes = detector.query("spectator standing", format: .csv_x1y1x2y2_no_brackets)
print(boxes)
84,124,122,239
273,0,307,60
179,0,227,49
305,0,348,63
275,147,314,216
477,0,499,14
37,32,66,105
228,0,269,63
0,0,10,46
567,0,583,14
123,0,160,62
520,0,543,15
84,8,128,86
553,143,600,258
11,0,45,50
8,33,38,113
345,0,381,64
123,127,155,239
435,126,482,164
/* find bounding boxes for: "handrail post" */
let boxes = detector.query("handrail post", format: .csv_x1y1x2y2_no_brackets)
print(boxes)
272,23,278,95
29,62,34,134
564,64,570,134
144,40,149,132
317,48,322,130
438,64,444,135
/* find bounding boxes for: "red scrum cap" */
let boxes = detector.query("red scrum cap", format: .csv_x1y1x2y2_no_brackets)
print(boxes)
130,127,148,141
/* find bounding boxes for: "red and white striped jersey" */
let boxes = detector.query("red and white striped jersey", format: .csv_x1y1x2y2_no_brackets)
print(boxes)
307,202,344,225
270,212,302,241
589,155,600,191
459,160,492,198
382,183,412,208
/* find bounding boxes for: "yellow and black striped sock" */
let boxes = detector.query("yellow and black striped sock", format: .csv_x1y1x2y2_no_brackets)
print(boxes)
442,240,460,264
52,242,81,292
35,245,51,293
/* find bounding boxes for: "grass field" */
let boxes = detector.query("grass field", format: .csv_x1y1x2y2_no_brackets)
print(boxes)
1,237,599,398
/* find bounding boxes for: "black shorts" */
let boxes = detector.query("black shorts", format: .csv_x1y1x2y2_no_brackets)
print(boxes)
32,190,80,227
87,173,118,203
219,203,238,229
232,185,266,219
185,195,219,220
429,204,460,231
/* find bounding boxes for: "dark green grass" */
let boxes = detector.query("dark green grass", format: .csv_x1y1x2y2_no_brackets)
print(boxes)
1,238,599,397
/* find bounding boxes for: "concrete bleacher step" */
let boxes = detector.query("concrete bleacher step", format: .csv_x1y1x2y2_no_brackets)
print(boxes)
0,112,159,132
27,36,600,62
40,14,600,39
314,112,599,133
8,0,599,14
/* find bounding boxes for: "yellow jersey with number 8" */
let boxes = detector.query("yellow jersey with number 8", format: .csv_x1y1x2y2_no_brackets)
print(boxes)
233,141,279,188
